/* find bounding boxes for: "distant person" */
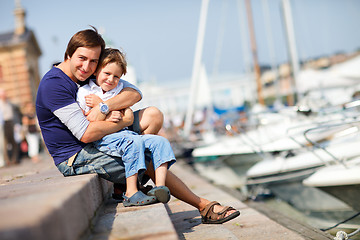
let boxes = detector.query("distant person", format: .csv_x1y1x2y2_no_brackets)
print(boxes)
22,102,41,163
36,26,239,223
0,89,19,165
0,107,4,167
77,48,175,206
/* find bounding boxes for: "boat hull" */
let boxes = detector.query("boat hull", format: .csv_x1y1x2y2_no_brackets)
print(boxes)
316,184,360,212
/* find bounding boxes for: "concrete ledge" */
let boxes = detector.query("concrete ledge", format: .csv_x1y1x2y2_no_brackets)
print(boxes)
0,168,112,240
90,200,178,240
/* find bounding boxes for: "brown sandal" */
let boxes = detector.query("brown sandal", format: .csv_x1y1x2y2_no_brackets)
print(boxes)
200,201,240,224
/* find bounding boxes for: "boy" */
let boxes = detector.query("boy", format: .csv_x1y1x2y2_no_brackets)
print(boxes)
77,48,176,206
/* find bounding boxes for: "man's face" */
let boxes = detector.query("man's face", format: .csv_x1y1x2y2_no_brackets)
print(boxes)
68,46,101,82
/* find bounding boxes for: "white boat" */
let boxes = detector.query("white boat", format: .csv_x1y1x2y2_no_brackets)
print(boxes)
303,157,360,212
192,108,356,163
245,120,360,224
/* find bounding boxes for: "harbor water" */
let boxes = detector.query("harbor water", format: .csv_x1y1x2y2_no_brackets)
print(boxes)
188,155,360,240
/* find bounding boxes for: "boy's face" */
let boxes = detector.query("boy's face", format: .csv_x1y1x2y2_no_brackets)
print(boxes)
95,62,123,92
68,46,101,82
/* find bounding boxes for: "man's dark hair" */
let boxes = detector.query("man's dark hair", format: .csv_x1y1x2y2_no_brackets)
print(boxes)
64,25,105,60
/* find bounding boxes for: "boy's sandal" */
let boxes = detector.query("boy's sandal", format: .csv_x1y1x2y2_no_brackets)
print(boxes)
147,186,171,203
122,191,157,207
200,201,240,224
112,185,153,202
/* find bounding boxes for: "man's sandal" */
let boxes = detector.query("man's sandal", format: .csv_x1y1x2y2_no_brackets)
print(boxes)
122,191,157,207
200,201,240,224
147,186,171,203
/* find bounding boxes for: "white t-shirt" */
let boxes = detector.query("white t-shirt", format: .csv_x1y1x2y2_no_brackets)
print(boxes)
77,79,124,113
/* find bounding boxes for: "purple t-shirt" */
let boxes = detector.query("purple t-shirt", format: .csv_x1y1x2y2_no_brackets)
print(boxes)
36,67,87,165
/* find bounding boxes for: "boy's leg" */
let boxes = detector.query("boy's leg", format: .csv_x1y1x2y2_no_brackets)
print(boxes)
134,107,164,135
154,163,168,186
125,173,139,197
142,135,176,169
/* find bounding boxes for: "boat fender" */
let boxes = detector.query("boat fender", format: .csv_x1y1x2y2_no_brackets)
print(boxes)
333,231,348,240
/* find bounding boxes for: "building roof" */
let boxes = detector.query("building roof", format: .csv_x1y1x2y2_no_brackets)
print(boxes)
0,28,41,55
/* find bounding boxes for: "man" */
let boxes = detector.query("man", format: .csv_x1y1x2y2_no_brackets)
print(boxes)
36,26,239,224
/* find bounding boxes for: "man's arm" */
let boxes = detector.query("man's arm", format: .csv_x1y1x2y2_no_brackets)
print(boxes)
54,102,133,143
107,87,141,111
86,79,142,121
81,111,134,143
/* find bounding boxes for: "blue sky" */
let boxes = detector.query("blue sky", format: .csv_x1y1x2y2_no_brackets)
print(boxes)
1,0,359,87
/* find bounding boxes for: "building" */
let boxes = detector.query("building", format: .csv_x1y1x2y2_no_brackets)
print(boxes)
0,0,41,107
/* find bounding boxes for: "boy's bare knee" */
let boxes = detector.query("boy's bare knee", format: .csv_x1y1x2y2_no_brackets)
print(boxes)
146,106,163,127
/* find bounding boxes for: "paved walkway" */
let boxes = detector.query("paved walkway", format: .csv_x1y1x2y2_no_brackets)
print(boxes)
0,153,333,240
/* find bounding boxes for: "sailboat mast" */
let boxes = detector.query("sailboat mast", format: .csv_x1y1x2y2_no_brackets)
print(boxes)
184,0,210,137
282,0,300,105
245,0,264,105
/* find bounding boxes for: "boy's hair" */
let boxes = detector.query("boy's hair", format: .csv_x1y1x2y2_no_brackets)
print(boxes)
97,48,127,75
64,26,105,60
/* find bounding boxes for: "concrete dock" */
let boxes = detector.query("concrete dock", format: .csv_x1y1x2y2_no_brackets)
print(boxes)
0,153,333,240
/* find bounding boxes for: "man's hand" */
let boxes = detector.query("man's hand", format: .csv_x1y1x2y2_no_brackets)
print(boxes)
86,105,106,122
85,94,102,108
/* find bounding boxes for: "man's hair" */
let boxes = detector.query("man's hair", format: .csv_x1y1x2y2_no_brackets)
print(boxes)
96,48,127,75
64,26,105,60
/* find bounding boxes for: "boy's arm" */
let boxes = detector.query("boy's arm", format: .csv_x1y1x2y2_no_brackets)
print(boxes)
87,87,141,121
86,80,142,121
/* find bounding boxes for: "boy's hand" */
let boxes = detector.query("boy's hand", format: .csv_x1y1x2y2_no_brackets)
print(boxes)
85,94,102,108
105,111,122,122
122,108,134,126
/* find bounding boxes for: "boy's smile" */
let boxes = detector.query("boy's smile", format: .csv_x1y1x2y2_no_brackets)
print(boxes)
95,62,123,92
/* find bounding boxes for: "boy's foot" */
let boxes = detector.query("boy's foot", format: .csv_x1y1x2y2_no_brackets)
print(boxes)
147,186,171,203
113,184,153,202
122,191,157,207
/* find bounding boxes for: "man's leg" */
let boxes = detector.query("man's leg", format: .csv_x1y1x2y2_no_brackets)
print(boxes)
145,163,237,219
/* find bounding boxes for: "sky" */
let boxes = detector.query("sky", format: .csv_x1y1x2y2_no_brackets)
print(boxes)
1,0,360,88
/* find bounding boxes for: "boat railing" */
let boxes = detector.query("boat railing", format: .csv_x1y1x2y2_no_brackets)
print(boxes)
302,117,360,167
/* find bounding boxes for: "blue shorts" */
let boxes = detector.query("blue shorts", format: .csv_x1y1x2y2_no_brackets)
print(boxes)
56,110,150,184
94,130,176,178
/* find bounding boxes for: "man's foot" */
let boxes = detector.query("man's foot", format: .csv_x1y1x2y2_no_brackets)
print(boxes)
199,201,240,224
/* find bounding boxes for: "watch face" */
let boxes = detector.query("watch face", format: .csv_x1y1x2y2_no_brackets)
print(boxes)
100,103,109,114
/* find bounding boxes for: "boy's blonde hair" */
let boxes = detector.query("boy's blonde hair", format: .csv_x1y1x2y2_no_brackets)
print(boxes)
96,48,127,75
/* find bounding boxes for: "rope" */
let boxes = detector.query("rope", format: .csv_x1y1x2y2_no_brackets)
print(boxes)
333,231,348,240
333,228,360,240
321,211,360,231
320,211,360,240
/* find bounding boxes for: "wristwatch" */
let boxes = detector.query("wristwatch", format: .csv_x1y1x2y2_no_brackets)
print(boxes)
99,102,110,115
